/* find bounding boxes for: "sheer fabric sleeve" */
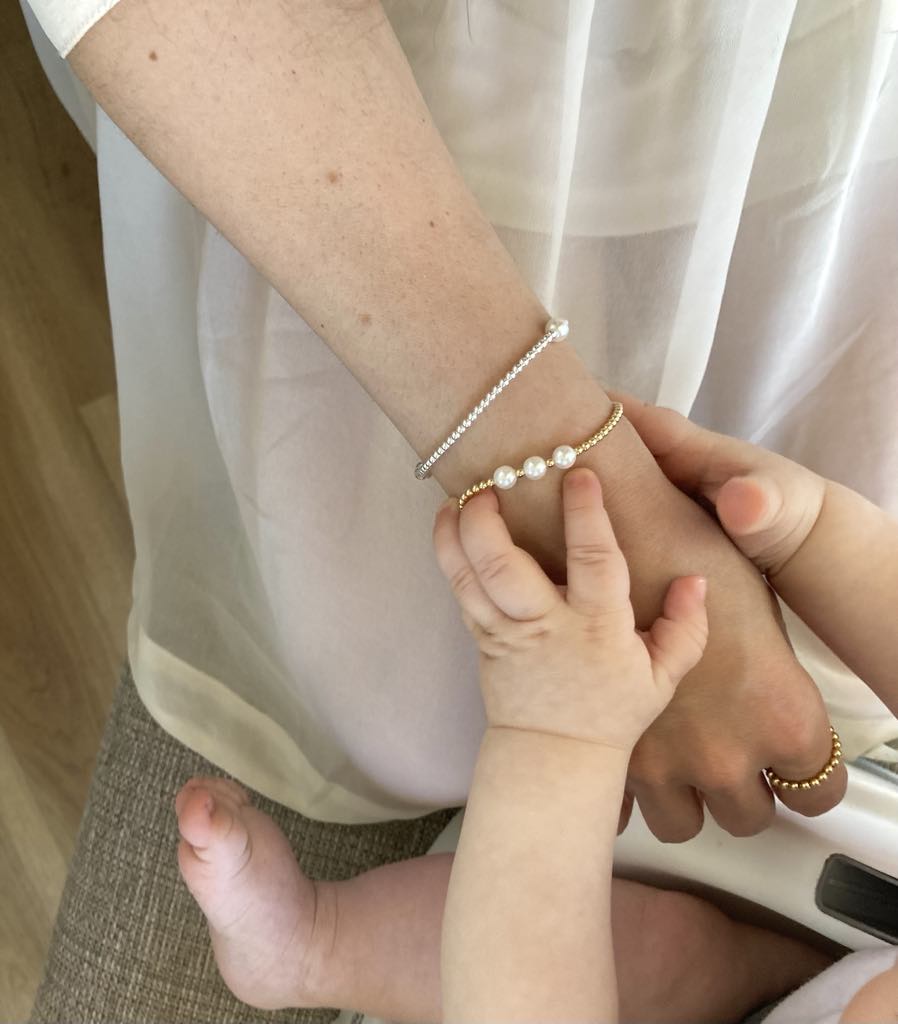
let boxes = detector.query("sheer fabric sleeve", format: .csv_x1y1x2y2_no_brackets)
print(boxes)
20,0,123,58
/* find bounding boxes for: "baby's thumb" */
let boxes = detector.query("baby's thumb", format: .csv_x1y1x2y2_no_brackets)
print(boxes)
644,576,709,699
714,472,794,570
716,473,785,539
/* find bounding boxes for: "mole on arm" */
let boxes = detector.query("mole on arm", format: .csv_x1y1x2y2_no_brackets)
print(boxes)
148,50,158,61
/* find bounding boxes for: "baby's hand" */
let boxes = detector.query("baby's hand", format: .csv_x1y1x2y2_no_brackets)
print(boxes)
433,468,708,752
616,394,827,578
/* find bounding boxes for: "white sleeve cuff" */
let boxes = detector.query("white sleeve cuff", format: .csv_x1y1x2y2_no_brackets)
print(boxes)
21,0,123,58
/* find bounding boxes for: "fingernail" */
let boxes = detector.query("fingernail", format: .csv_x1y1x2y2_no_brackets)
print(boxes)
696,576,707,598
566,467,596,488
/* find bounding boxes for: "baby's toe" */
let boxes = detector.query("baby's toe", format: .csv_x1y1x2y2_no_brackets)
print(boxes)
177,788,251,873
175,775,250,819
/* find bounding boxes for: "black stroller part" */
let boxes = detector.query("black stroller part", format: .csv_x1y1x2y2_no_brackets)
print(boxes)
816,853,898,945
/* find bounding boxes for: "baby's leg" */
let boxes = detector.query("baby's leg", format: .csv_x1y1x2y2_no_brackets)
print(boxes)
610,879,832,1023
317,865,831,1023
176,778,830,1022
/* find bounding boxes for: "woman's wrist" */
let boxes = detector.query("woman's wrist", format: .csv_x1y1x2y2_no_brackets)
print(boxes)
433,342,656,577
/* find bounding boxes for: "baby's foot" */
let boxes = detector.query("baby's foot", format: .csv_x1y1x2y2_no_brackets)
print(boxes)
175,776,334,1010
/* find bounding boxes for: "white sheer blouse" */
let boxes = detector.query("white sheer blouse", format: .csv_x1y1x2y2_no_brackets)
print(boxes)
20,0,898,822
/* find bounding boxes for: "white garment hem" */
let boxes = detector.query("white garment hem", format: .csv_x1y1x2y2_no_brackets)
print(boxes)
128,622,443,824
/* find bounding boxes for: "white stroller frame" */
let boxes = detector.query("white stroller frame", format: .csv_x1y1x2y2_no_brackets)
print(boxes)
613,759,898,952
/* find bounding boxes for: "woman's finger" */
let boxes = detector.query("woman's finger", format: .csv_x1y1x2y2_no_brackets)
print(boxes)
632,781,706,844
617,791,635,834
765,717,848,817
433,498,506,632
458,488,560,621
701,774,776,838
562,468,632,617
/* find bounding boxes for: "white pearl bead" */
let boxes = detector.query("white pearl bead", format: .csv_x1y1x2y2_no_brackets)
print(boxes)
493,465,518,490
545,318,570,340
523,456,547,480
552,445,577,469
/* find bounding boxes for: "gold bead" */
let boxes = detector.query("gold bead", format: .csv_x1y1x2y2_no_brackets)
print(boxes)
455,403,623,514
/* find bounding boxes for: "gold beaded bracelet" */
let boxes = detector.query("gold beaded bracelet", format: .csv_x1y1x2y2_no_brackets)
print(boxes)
764,727,843,790
457,402,624,512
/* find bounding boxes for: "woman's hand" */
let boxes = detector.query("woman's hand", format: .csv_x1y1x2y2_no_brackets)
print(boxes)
433,468,708,754
478,411,848,840
610,393,895,790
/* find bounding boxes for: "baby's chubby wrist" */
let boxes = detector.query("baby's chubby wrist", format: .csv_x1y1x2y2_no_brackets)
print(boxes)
761,473,831,582
769,477,888,589
472,727,632,834
481,725,634,775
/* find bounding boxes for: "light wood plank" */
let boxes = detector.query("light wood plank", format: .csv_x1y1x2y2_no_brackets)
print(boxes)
80,392,128,507
0,1,133,1018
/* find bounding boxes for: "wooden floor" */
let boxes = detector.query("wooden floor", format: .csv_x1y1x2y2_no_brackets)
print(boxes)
0,3,134,1019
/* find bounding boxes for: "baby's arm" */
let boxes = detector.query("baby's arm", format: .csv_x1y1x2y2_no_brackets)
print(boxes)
433,471,707,1022
620,395,898,716
444,730,627,1022
772,480,898,711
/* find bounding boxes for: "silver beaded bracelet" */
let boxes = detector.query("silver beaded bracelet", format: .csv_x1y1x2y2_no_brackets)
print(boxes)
414,317,570,480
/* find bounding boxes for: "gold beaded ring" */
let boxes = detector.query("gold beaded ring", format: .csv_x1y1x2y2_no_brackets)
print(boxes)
457,402,624,512
765,727,843,791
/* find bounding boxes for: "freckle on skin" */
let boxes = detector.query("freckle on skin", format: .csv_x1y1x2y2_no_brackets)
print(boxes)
359,313,372,326
326,170,342,185
429,220,435,227
148,50,158,61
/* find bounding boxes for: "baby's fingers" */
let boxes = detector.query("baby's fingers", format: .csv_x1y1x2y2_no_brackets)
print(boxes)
562,469,631,616
644,576,709,698
458,489,560,620
609,391,750,500
433,499,506,632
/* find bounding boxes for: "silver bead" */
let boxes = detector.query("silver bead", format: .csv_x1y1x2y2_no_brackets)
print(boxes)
545,317,569,340
523,456,547,480
552,445,577,469
493,465,518,490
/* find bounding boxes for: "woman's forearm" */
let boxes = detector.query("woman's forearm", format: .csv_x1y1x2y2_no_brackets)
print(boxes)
68,0,621,525
441,728,627,1023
